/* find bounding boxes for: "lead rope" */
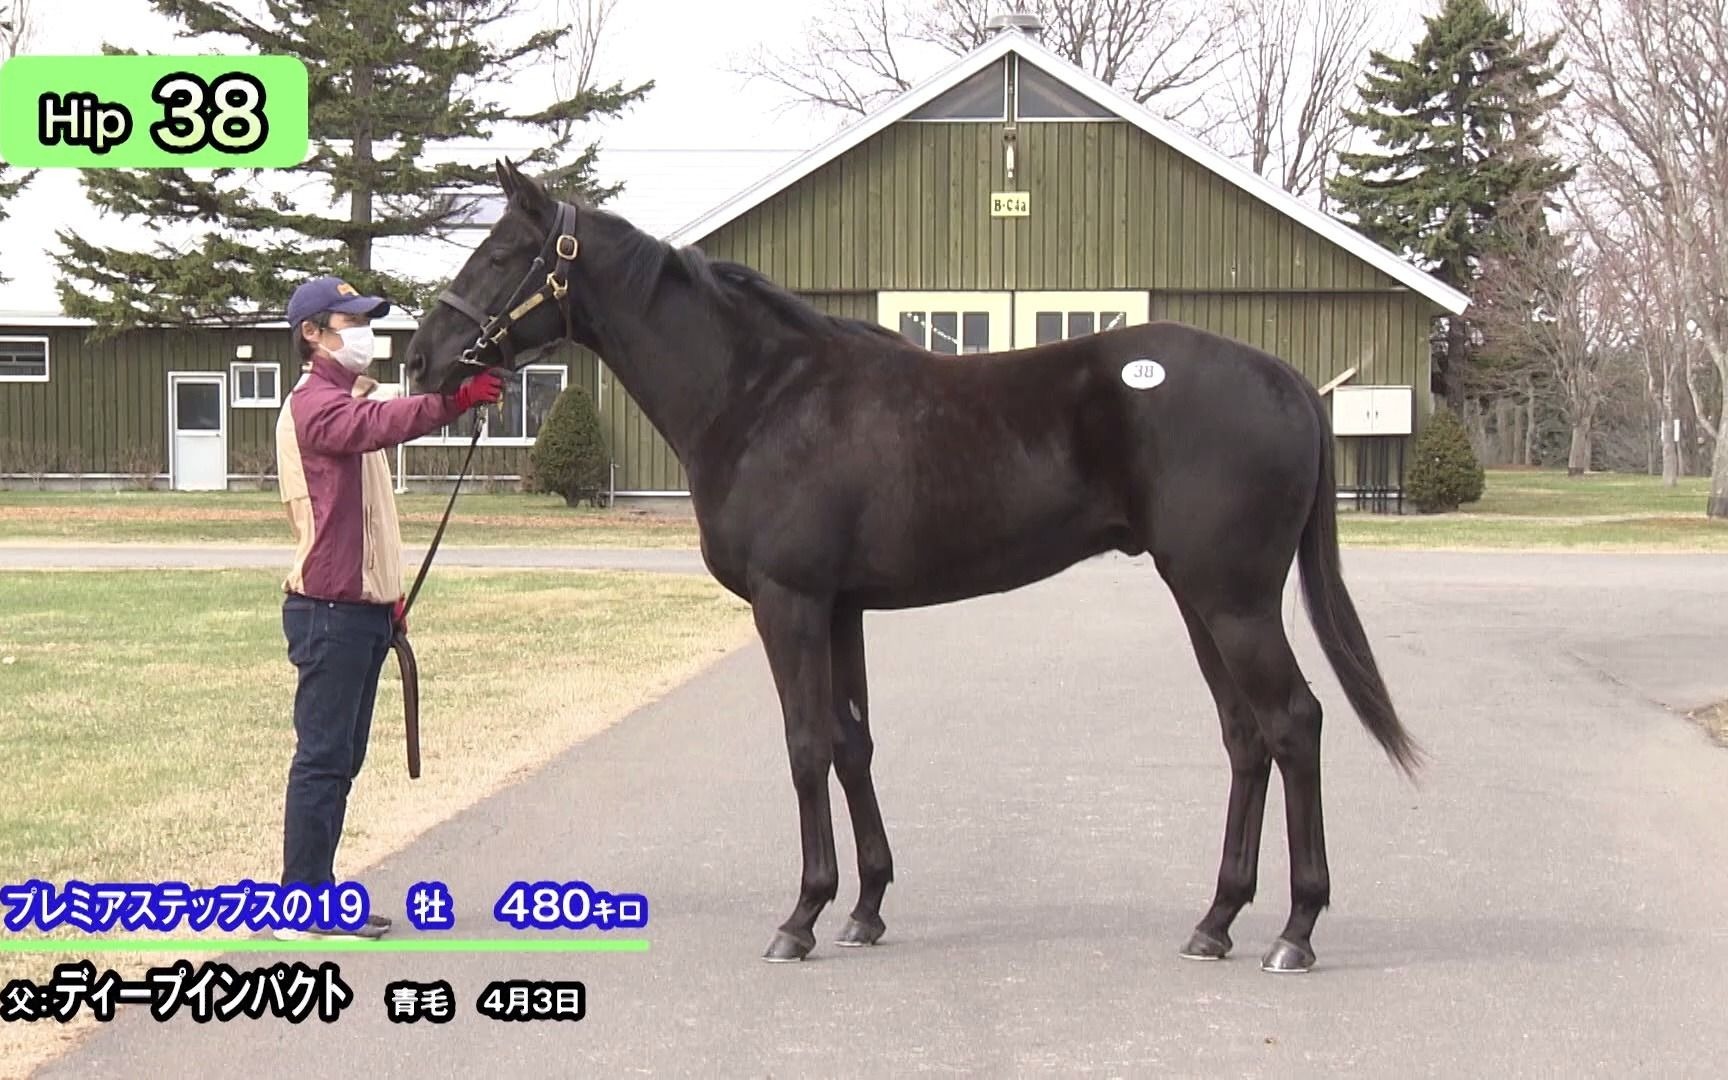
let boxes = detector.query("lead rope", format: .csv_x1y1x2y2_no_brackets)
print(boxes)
391,423,482,780
403,424,482,618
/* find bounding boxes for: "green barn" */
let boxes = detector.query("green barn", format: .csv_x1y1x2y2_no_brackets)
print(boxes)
0,26,1464,504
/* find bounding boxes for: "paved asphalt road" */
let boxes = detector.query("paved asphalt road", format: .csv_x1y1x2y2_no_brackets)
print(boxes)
20,550,1728,1078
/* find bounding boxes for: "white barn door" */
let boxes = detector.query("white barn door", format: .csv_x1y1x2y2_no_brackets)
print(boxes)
168,373,228,491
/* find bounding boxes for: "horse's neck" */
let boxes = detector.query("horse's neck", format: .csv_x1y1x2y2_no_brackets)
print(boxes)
575,272,735,464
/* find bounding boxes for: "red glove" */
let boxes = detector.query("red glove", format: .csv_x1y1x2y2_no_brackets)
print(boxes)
392,598,408,636
453,369,504,412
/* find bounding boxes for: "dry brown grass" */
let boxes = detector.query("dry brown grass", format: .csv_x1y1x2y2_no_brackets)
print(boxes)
0,492,701,548
0,568,754,1076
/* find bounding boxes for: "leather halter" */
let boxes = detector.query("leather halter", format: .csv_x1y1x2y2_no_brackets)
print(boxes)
435,200,581,371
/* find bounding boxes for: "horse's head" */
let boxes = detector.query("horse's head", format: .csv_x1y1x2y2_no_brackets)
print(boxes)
405,159,583,395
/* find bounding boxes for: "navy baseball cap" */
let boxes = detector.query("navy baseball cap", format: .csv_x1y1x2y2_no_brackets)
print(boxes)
286,275,390,327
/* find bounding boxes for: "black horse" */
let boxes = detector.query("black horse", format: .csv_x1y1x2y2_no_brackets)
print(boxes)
405,160,1421,974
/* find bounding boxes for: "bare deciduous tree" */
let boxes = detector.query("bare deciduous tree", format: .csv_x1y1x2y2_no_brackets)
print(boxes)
1477,223,1621,475
729,0,921,118
1222,0,1374,200
0,0,36,285
732,0,1235,127
0,0,30,57
1560,0,1728,514
549,0,627,139
1570,184,1692,483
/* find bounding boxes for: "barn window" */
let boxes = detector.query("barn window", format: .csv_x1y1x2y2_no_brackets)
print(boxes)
415,364,567,445
879,292,1012,353
907,58,1008,121
1015,62,1117,120
896,309,994,354
0,337,48,381
231,362,281,407
1014,291,1148,348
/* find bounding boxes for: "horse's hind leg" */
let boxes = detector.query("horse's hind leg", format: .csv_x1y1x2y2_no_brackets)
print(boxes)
1205,603,1331,973
829,605,894,947
1172,596,1273,962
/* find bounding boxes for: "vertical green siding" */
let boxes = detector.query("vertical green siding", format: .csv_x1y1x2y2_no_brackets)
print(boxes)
0,325,308,478
0,325,590,486
1146,292,1430,392
701,121,1406,294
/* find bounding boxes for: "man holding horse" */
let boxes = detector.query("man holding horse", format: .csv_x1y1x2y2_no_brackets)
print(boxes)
271,274,503,940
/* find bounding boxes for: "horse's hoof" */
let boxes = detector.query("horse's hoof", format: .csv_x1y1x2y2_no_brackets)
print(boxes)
762,929,815,963
834,915,885,947
1178,928,1232,961
1260,938,1316,973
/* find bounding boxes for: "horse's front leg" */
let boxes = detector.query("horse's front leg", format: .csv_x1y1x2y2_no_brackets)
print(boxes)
830,604,893,947
752,578,840,962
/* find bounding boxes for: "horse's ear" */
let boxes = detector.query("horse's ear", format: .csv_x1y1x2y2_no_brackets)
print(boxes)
494,158,517,198
508,160,552,216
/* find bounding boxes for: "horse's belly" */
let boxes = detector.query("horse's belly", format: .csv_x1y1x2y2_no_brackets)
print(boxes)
849,502,1134,609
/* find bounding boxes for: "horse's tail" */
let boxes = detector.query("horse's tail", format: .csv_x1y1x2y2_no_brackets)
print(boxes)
1295,388,1423,778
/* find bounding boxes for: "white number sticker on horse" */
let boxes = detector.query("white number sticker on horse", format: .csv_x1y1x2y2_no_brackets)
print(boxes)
1121,359,1166,389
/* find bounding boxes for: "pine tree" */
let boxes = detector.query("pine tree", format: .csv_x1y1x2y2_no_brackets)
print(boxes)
1327,0,1571,411
52,0,651,331
529,385,610,507
0,167,33,288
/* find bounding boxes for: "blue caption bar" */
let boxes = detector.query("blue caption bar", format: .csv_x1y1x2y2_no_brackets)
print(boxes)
493,881,649,932
0,880,370,934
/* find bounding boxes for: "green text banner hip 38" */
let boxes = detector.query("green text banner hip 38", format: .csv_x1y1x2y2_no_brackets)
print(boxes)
0,55,309,168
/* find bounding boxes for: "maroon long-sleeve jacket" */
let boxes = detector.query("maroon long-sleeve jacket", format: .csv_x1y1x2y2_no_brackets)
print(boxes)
275,352,464,605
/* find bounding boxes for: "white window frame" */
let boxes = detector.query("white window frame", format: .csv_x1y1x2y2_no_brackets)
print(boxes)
229,361,282,408
905,57,1009,123
0,335,50,383
1012,290,1150,348
409,363,569,447
878,292,1015,354
1012,59,1122,122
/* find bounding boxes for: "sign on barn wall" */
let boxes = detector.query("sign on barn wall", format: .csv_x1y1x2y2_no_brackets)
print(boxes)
989,191,1030,217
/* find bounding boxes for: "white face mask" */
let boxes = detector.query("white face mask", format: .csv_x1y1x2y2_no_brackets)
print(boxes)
330,326,375,373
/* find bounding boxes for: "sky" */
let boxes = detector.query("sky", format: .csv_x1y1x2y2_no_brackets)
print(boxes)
0,0,1442,318
0,0,844,314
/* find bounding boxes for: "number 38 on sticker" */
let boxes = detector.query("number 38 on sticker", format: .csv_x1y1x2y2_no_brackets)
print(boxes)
0,55,307,168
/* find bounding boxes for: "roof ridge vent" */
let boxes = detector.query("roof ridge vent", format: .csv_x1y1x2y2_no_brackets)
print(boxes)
984,10,1044,38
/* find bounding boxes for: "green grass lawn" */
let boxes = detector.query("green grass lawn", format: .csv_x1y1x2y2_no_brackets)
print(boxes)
1458,469,1714,517
0,570,752,1034
1337,513,1728,551
1334,469,1727,551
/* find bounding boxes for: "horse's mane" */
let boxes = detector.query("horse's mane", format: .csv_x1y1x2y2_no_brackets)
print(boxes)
590,208,908,347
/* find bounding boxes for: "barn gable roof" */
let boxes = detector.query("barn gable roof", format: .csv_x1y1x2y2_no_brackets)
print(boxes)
666,29,1470,316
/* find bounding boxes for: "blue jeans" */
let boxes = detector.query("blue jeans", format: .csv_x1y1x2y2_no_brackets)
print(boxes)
281,594,393,888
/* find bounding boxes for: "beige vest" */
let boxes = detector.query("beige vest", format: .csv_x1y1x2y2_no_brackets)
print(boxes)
276,372,406,604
